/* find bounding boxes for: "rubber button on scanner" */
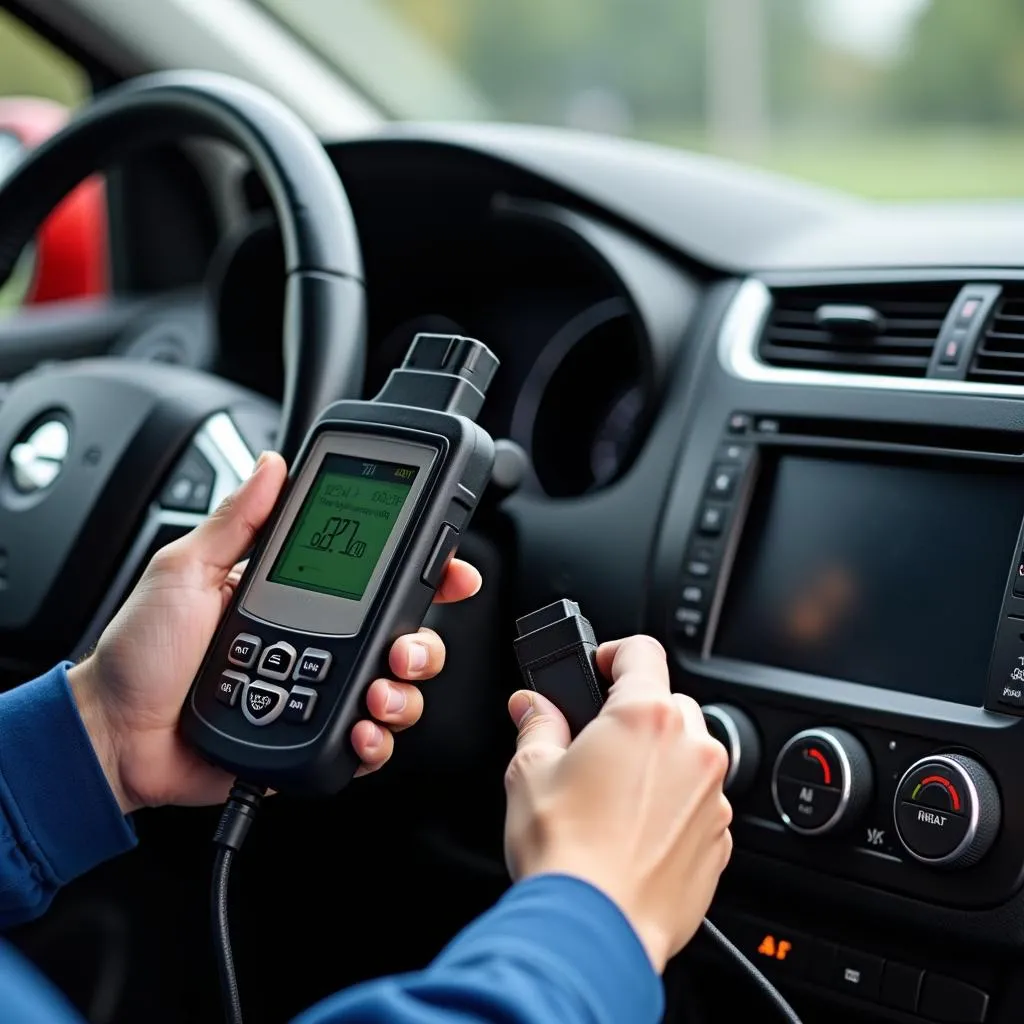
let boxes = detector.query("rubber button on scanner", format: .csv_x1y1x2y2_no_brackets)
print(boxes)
227,633,261,669
258,642,296,681
284,686,318,723
216,671,246,707
294,648,331,684
421,523,459,590
241,681,289,726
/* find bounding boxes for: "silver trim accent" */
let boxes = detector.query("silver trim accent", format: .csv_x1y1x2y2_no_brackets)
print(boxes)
893,754,982,867
241,680,289,727
771,727,853,836
257,641,297,681
702,704,741,792
719,276,1024,398
71,411,258,659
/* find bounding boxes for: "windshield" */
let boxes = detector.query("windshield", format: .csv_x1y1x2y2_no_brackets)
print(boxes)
258,0,1024,200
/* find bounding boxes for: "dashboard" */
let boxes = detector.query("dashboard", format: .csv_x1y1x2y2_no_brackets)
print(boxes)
14,119,1024,1023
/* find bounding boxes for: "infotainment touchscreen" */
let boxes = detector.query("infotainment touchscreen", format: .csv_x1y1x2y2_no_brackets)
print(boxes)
714,454,1024,704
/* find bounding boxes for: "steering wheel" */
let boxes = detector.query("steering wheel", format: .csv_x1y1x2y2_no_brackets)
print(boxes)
0,72,366,677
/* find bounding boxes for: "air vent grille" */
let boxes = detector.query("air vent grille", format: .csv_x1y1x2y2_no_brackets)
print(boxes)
760,283,960,377
967,291,1024,383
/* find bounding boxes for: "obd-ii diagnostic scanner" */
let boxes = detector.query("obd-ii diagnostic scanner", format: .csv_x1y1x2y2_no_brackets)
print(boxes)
181,332,497,796
180,333,497,1024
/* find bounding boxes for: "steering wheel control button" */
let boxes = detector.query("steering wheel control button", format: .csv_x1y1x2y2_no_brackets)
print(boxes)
681,584,706,606
227,633,262,669
893,754,1000,868
421,523,459,589
257,642,297,680
673,606,704,642
831,948,883,1002
284,686,318,723
160,445,216,513
717,442,749,464
216,671,247,708
707,465,739,499
702,704,761,796
294,648,331,683
241,681,289,727
698,504,726,536
772,728,873,836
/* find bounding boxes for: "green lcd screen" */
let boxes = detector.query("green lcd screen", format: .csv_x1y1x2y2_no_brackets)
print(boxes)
268,454,419,600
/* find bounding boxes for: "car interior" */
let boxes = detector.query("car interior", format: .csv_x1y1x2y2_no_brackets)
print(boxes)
2,2,1024,1023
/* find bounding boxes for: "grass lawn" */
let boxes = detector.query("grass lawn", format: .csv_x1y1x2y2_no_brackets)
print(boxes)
645,128,1024,201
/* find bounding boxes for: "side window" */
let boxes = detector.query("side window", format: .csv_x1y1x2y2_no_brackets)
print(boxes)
0,10,100,315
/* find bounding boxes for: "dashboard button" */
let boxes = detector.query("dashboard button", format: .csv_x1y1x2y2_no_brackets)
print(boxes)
775,778,841,830
698,505,726,536
880,961,923,1013
939,329,968,366
895,802,970,860
918,974,989,1024
216,671,246,708
831,948,883,1002
772,728,873,836
258,642,297,680
294,648,331,683
241,681,289,726
685,559,712,578
681,584,705,605
228,633,261,669
893,754,1000,868
701,704,761,796
727,413,751,434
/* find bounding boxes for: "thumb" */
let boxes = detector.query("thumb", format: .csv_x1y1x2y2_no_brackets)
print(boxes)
183,450,288,571
509,690,572,753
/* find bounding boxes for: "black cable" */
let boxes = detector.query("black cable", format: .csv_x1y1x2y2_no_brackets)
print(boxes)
702,918,803,1024
211,780,267,1024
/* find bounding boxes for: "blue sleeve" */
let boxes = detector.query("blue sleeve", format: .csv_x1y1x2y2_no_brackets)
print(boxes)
294,874,664,1024
0,664,136,927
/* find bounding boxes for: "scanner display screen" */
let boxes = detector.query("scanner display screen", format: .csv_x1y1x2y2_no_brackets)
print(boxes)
268,455,418,600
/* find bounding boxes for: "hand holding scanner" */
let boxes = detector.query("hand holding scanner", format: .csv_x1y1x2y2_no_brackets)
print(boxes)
180,333,498,796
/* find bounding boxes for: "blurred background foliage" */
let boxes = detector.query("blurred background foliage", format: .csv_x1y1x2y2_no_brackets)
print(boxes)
3,0,1024,199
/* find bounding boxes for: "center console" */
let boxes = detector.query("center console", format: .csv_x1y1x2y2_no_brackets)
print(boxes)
654,275,1024,932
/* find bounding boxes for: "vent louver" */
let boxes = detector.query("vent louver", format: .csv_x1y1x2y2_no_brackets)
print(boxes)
968,291,1024,384
760,283,960,377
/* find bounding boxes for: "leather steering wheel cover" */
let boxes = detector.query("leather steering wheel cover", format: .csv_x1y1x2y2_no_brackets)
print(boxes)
0,71,366,458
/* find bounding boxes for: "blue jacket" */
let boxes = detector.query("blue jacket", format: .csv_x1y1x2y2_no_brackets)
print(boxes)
0,666,663,1023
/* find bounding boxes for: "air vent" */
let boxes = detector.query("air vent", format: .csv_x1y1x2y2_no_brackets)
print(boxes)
760,283,960,377
968,291,1024,384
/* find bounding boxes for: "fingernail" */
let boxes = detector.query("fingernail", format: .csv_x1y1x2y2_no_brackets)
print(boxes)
253,450,272,474
406,641,428,674
385,684,406,714
364,722,385,748
509,691,534,728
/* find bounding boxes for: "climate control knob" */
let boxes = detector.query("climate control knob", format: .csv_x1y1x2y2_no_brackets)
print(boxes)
701,704,761,796
772,728,873,835
893,754,1000,869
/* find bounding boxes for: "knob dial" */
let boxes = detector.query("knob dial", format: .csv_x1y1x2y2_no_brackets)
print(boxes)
702,704,761,796
772,727,873,835
893,754,1000,869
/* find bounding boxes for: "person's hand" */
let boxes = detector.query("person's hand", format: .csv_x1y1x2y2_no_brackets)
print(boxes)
67,451,481,814
503,635,732,973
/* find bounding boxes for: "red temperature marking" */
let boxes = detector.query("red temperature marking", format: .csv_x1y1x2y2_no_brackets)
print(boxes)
803,746,832,786
919,774,961,812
